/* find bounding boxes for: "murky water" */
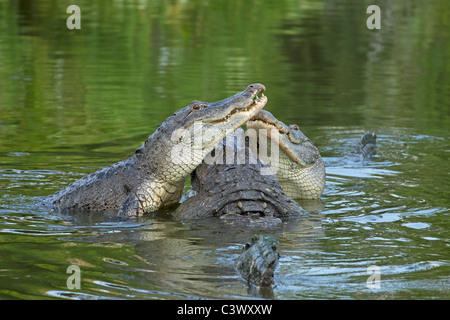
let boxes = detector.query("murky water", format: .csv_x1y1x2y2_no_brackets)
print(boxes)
0,0,449,299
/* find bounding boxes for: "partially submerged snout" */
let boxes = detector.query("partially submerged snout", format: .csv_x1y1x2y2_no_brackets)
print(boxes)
247,110,317,167
176,84,268,152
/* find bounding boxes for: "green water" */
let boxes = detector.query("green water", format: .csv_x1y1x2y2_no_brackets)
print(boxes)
0,0,449,299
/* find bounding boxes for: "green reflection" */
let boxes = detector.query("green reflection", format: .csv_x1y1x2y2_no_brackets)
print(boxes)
0,0,448,300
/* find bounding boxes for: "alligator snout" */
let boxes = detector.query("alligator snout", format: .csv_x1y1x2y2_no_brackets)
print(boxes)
247,83,266,94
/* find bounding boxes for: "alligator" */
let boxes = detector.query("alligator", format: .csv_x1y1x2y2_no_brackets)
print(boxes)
246,111,377,199
173,127,304,225
46,84,267,217
246,110,326,200
235,234,280,289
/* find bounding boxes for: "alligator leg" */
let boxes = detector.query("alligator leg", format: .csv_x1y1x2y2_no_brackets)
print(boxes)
235,235,280,288
117,178,184,218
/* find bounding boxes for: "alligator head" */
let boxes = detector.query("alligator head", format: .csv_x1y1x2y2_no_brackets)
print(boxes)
141,84,267,179
247,110,325,200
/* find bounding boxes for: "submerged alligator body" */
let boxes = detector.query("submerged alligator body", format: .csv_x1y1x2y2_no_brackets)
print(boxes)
247,110,326,200
235,235,280,288
174,128,304,226
46,84,267,217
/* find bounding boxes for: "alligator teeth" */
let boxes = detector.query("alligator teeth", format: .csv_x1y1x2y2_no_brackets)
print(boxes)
254,93,264,102
204,93,263,124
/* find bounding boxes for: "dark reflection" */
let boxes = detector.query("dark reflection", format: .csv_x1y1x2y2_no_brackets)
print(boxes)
53,208,324,299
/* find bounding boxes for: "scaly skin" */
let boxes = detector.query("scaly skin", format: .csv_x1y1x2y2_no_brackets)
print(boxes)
174,128,304,225
247,110,326,200
47,84,267,217
235,234,280,288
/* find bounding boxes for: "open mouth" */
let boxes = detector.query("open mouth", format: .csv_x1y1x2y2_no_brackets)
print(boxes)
204,92,267,125
248,119,287,135
249,118,305,148
248,114,316,167
247,111,289,135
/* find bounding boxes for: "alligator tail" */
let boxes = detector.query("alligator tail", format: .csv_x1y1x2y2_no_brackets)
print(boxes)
347,131,377,161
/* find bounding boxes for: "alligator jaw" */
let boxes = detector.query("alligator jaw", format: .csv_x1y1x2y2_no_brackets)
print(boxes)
204,94,267,125
246,110,326,200
247,110,307,166
191,84,267,151
203,84,267,125
247,110,289,134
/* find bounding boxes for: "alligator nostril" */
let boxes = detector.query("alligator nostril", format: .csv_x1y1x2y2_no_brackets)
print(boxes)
248,84,266,93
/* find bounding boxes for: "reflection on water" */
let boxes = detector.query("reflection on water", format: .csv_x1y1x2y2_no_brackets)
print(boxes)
0,0,449,299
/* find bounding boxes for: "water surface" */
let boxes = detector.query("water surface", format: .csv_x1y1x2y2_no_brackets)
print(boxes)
0,0,449,299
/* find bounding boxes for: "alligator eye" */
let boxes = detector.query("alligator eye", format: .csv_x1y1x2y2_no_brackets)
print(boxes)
290,124,299,130
192,104,206,111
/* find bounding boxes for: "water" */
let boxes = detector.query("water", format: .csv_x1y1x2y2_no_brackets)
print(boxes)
0,0,449,299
